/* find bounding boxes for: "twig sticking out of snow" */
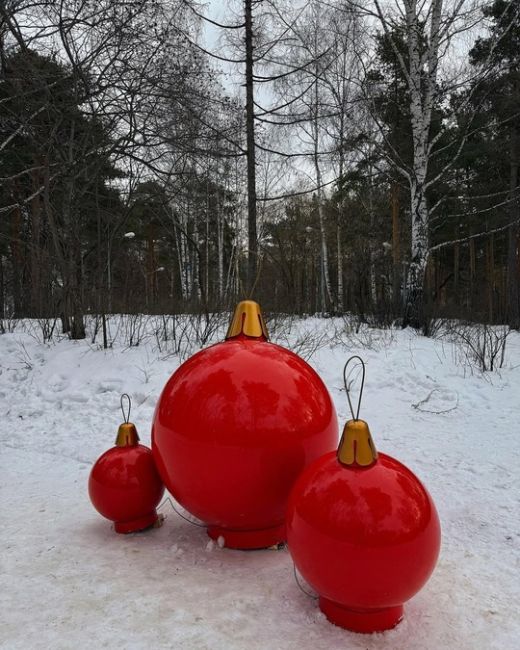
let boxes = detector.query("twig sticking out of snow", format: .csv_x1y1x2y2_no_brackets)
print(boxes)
412,388,459,415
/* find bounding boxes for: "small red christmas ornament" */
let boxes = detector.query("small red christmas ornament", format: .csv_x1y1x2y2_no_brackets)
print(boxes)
286,357,441,633
152,300,338,549
89,395,164,534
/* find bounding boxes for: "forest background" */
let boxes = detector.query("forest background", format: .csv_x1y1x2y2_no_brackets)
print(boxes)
2,0,520,340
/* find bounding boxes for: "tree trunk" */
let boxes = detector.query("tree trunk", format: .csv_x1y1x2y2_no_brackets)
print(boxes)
469,235,476,316
70,294,86,339
508,124,520,328
337,220,343,312
30,168,42,317
453,226,460,309
311,44,333,314
10,205,23,317
192,218,202,302
507,225,520,328
217,190,224,300
369,248,377,309
391,182,401,315
0,252,4,320
68,237,85,340
316,193,332,313
403,183,428,329
146,222,156,309
102,313,108,349
106,223,113,314
176,208,190,302
205,187,210,304
401,0,443,330
487,233,495,324
245,0,258,293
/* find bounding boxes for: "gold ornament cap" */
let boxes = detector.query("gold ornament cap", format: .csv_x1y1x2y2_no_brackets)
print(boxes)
337,419,378,467
115,422,140,447
225,300,269,340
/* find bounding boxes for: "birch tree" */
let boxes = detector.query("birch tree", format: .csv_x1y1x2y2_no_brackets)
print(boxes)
356,0,484,329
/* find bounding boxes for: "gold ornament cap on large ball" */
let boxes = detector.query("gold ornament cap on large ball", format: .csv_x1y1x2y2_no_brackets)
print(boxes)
225,299,269,339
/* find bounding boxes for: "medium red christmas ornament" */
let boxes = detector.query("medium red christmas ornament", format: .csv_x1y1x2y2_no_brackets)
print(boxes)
152,300,338,549
286,357,441,634
89,395,165,534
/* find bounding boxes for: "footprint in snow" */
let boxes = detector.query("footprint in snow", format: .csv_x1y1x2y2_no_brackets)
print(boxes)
46,374,68,392
66,392,89,404
96,378,124,393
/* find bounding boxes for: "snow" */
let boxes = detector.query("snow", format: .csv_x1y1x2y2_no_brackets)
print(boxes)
1,316,519,649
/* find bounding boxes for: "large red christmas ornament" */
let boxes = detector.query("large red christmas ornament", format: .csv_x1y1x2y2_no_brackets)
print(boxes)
89,398,164,533
152,300,338,549
286,358,441,633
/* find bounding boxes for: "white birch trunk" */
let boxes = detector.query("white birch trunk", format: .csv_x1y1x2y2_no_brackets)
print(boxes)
173,225,186,302
216,187,224,300
205,187,210,303
404,0,442,324
312,24,333,312
192,217,201,302
176,207,190,302
315,161,333,311
369,249,377,306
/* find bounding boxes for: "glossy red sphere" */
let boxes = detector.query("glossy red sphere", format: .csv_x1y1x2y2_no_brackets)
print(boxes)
89,444,164,533
286,451,441,632
152,336,338,548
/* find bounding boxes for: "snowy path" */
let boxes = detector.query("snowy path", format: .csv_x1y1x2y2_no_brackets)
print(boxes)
1,320,519,649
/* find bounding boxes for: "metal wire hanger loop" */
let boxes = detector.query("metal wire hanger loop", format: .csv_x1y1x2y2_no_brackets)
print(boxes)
120,393,132,424
293,564,318,600
343,355,366,421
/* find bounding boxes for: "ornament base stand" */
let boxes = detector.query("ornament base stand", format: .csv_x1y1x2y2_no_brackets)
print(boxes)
207,523,286,550
114,511,159,534
319,597,403,633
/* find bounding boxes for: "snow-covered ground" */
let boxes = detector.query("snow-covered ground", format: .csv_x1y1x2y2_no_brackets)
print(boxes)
1,315,519,649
